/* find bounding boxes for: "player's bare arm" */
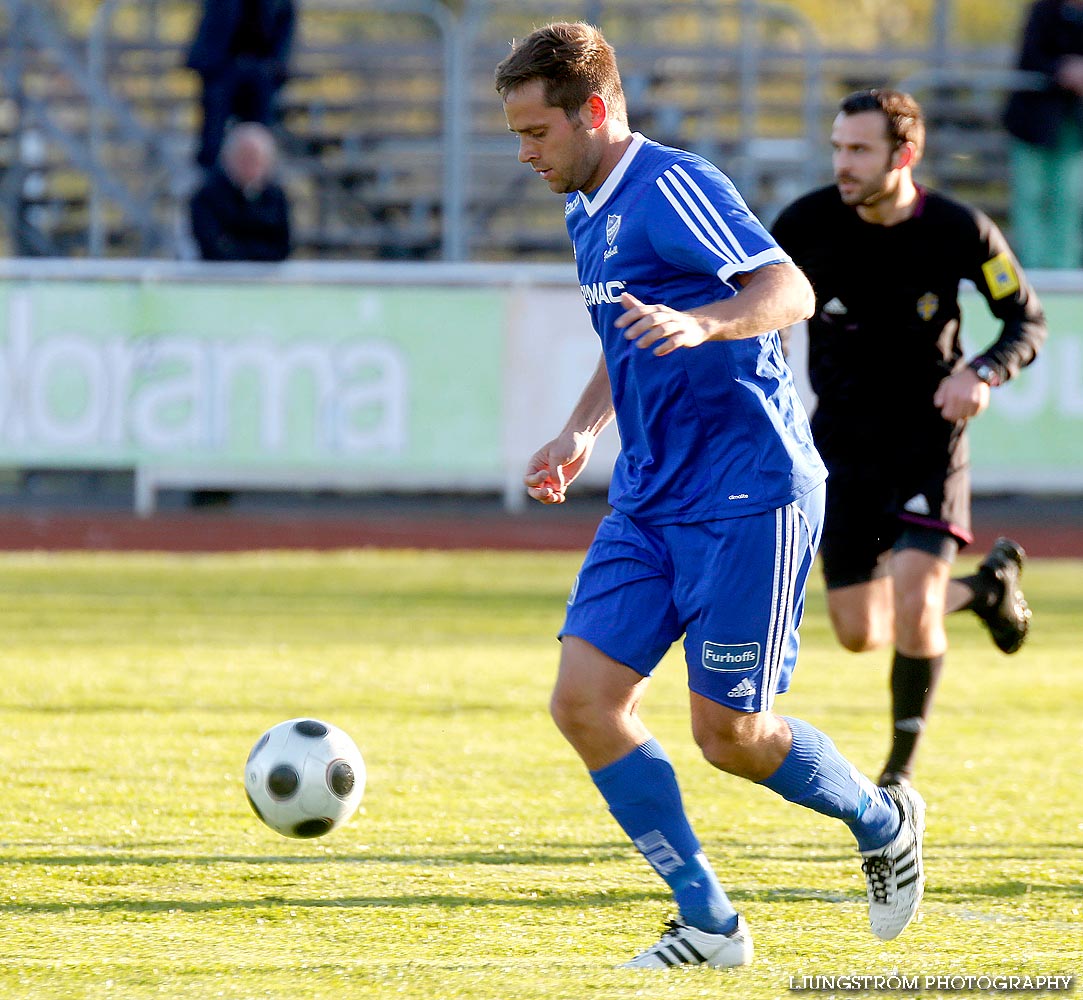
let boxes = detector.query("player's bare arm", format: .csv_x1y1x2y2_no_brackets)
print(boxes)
525,355,615,505
933,367,991,423
617,262,814,356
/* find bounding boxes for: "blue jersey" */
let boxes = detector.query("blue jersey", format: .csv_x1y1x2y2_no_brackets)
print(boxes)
566,133,826,523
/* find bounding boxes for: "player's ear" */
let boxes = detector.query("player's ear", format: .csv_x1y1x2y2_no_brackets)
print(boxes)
585,94,607,130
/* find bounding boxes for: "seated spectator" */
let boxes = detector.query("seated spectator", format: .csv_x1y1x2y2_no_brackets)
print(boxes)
190,123,291,262
185,0,296,170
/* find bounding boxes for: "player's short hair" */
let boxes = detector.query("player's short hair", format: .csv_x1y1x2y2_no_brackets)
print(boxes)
839,89,925,160
494,22,627,123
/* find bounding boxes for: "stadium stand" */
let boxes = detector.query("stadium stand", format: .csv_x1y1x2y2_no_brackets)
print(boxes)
0,0,1022,263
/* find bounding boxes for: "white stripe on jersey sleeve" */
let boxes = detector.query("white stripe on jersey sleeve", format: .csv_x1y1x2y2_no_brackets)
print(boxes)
656,163,792,283
715,247,791,285
668,164,748,261
656,172,740,267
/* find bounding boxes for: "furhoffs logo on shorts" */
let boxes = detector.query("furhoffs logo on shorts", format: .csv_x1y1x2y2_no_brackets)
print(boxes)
702,641,761,672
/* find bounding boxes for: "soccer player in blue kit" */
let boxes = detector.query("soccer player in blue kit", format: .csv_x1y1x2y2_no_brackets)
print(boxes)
496,23,926,969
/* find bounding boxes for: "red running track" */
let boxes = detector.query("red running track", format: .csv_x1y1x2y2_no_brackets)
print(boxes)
0,503,1081,556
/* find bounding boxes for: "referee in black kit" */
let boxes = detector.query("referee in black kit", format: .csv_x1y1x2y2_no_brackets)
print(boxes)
771,89,1047,788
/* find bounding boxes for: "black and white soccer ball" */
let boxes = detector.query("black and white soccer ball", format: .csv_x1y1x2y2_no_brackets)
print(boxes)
244,718,366,839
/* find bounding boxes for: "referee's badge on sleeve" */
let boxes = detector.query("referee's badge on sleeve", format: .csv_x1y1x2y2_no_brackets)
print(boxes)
982,252,1020,300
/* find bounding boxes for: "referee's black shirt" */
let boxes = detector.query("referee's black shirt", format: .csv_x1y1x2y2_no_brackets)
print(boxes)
771,185,1046,458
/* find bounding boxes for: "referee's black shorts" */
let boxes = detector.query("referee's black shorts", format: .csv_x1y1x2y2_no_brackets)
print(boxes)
819,439,973,590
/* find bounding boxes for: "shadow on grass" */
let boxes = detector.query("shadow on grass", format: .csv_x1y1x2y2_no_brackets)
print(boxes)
5,873,1073,918
0,699,516,716
0,889,667,916
11,881,1001,916
926,841,1083,857
10,885,1074,919
925,880,1083,900
0,845,635,868
0,885,866,916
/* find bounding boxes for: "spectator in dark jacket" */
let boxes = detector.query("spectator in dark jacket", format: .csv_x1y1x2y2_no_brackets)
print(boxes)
1003,0,1083,268
190,123,291,262
186,0,296,169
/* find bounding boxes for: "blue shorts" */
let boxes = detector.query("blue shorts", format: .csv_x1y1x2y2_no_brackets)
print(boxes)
560,484,825,713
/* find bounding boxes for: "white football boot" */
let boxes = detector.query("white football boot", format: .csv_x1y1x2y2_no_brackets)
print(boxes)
861,783,926,940
619,915,753,969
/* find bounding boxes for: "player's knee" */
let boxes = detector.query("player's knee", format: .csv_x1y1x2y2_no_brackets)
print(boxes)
693,710,794,781
549,684,602,743
548,685,580,733
830,614,890,652
894,587,945,635
827,591,893,651
692,717,758,778
696,732,767,780
696,732,740,774
836,628,881,653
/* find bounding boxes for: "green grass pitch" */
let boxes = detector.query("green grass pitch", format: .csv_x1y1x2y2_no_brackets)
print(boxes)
0,549,1079,998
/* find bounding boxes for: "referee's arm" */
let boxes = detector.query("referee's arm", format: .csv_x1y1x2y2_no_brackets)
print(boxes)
963,211,1047,388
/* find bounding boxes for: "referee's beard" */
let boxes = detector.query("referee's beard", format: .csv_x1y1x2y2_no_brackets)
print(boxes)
835,170,897,209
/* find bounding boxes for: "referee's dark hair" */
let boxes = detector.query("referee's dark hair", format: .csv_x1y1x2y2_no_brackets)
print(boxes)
840,89,925,161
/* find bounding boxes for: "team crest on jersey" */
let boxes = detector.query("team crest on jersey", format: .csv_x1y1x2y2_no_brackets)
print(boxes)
603,214,621,261
916,292,939,321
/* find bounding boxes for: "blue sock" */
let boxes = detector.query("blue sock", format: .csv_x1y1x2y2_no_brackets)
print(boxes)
760,717,900,853
591,739,738,935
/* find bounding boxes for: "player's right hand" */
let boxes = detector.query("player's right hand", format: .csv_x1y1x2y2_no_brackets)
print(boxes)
525,465,566,504
617,293,708,355
524,432,595,504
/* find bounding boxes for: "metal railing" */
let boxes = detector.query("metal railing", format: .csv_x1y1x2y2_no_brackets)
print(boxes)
1,0,179,255
86,0,191,255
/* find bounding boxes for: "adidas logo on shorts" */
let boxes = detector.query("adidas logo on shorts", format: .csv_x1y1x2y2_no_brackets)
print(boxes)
727,677,756,698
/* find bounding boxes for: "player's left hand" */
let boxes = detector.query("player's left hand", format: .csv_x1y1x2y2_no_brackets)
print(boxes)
616,292,708,355
933,368,991,423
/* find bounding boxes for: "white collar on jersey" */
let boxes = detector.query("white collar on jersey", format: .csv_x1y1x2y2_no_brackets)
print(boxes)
577,132,646,217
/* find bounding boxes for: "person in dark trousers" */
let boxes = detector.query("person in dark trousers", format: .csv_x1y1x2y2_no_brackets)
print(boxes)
190,122,291,262
1002,0,1083,268
772,89,1047,789
186,0,297,170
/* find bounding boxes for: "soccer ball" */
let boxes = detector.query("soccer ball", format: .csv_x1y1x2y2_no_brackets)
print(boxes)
244,718,366,839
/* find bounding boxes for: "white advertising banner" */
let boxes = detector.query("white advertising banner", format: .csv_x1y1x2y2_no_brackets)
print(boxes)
0,261,1079,512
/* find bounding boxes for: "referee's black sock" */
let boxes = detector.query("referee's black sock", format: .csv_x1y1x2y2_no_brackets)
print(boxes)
879,651,944,785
